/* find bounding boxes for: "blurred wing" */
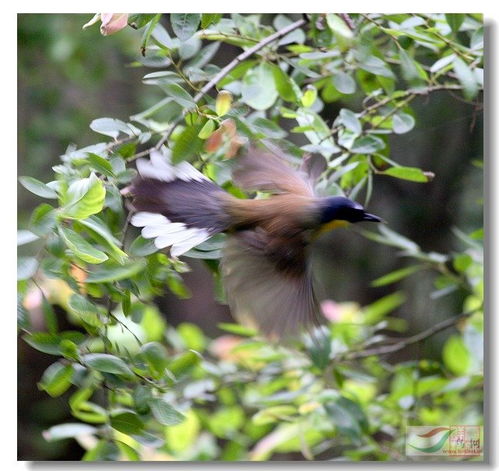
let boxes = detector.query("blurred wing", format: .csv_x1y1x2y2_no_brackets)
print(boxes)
221,230,322,339
233,144,318,197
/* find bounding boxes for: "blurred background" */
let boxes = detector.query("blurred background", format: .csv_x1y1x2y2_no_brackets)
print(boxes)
18,14,483,460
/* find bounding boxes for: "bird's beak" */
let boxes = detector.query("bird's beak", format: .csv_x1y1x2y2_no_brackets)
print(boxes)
362,212,384,223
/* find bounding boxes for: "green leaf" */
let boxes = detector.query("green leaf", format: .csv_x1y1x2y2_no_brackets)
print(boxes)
162,83,195,108
150,22,175,50
85,260,147,283
325,396,368,444
140,342,168,377
72,401,108,425
165,410,200,452
19,176,58,199
172,124,204,163
382,166,429,182
128,235,158,256
17,256,38,280
453,253,473,272
142,71,182,86
339,108,362,134
445,14,465,34
399,49,426,85
30,203,56,236
198,119,216,139
218,322,257,336
139,15,164,53
306,330,332,370
219,60,256,87
86,153,115,177
363,291,406,324
167,272,191,299
201,13,222,29
177,322,206,352
83,439,119,461
378,224,420,252
392,112,415,134
110,410,145,435
90,118,133,139
77,216,127,264
60,339,79,361
443,335,471,375
271,64,301,103
17,230,39,246
186,41,220,69
129,14,159,29
58,226,108,264
430,53,456,73
39,362,73,397
148,398,185,425
171,13,201,41
295,109,339,155
249,117,287,139
168,350,201,376
332,72,356,94
43,423,97,442
356,53,395,79
326,14,353,40
371,265,425,287
351,135,385,154
42,296,58,333
68,293,101,326
116,441,140,461
453,57,479,100
82,353,135,378
60,173,106,220
252,406,297,426
301,85,317,108
241,62,278,111
23,331,86,355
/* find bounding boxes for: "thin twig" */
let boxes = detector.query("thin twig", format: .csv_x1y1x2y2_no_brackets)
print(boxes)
342,310,476,360
339,14,356,31
368,94,416,131
319,84,463,145
154,18,307,150
359,84,463,118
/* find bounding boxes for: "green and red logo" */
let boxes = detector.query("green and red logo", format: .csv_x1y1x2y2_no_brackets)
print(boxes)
406,425,482,457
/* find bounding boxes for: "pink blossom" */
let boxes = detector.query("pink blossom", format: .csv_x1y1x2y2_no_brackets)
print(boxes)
82,13,129,36
321,299,342,321
100,14,129,35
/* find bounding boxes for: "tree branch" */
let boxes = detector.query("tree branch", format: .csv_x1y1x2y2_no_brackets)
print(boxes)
339,14,356,31
154,18,307,150
342,310,476,360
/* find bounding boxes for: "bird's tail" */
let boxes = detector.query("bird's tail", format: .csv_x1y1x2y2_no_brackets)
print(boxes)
130,149,232,257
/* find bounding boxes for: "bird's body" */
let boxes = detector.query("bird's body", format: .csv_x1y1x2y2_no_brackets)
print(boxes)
130,144,381,339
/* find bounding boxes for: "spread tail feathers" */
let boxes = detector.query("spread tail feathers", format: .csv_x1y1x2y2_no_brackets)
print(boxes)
130,149,231,257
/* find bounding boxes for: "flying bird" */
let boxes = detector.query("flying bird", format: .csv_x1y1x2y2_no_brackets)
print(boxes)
130,144,382,339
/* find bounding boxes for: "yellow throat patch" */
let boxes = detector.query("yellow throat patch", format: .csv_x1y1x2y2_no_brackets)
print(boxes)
316,220,350,237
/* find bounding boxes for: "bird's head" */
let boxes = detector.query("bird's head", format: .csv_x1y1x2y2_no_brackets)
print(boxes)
318,196,383,226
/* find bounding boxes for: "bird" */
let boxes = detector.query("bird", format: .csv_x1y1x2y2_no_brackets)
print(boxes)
129,143,382,339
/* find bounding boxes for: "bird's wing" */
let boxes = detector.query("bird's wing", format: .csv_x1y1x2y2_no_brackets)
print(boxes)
221,229,322,339
232,144,322,197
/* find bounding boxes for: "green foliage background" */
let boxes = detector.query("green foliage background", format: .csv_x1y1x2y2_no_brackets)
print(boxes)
18,13,483,461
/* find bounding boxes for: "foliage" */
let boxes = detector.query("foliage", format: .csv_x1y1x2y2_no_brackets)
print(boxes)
18,13,483,461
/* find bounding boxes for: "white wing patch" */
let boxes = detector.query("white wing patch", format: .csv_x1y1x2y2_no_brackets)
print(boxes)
131,211,210,257
136,149,208,183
